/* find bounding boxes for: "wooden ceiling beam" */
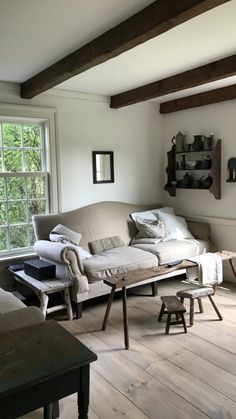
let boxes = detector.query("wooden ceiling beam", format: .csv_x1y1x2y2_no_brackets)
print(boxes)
21,0,229,99
159,84,236,114
110,54,236,108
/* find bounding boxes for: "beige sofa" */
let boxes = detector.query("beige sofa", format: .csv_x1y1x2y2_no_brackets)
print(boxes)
33,201,210,317
0,287,44,333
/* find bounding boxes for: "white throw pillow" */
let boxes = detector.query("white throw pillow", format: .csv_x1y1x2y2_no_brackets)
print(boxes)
50,224,81,246
135,217,165,239
76,246,92,259
130,210,157,223
152,207,175,217
158,213,194,241
63,241,92,259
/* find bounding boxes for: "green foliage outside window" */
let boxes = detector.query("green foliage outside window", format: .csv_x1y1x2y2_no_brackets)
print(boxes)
0,122,47,252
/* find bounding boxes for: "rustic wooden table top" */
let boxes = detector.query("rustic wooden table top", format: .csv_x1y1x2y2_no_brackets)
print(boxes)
104,250,236,289
9,269,73,294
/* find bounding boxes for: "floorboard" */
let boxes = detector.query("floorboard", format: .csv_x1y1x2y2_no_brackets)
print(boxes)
21,277,236,418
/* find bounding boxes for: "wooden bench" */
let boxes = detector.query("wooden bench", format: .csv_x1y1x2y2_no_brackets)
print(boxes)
158,295,187,334
176,286,223,326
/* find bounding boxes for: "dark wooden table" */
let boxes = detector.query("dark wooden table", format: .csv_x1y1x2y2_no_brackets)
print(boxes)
0,320,97,419
102,250,236,349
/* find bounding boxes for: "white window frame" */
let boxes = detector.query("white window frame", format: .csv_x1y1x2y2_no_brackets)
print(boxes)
0,103,59,258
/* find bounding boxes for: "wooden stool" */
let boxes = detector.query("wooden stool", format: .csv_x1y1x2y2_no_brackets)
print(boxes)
176,286,223,326
158,295,187,334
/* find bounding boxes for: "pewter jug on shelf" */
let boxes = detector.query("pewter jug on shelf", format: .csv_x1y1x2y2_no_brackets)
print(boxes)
172,131,185,152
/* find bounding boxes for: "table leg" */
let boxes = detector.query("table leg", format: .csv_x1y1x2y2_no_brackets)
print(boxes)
122,287,129,349
229,258,236,278
64,287,73,320
40,293,49,319
44,404,53,419
52,401,60,419
102,286,116,331
78,364,90,419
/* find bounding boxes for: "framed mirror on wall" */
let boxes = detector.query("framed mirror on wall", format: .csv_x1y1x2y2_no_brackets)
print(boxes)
92,151,114,184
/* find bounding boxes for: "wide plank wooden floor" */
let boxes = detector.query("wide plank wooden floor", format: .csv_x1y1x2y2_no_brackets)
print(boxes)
23,277,236,419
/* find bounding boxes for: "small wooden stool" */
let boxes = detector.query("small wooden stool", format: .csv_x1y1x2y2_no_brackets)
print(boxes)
158,295,187,334
176,286,223,326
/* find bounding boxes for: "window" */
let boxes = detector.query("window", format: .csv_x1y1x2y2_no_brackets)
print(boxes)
0,109,58,256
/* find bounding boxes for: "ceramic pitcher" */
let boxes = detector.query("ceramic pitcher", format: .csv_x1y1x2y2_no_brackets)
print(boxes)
172,131,185,152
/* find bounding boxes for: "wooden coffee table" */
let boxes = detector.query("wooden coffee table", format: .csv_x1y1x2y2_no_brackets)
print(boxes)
102,250,236,349
0,320,97,419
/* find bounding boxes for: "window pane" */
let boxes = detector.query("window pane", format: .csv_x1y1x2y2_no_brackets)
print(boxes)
7,176,26,199
0,178,5,200
23,125,41,148
4,150,23,172
2,124,21,147
29,224,36,246
0,150,3,172
0,228,7,251
27,176,45,199
28,200,46,220
8,201,27,224
24,150,42,171
0,203,7,225
9,225,28,249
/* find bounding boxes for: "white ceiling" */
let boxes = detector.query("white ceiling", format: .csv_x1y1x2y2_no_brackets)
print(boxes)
1,0,236,103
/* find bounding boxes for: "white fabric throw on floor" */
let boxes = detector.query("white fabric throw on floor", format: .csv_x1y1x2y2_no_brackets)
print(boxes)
186,252,223,285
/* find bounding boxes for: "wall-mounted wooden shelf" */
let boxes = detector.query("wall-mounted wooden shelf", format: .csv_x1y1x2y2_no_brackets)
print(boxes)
164,139,221,200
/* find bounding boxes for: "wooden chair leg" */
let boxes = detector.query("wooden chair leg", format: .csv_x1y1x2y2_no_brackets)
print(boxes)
166,313,171,334
158,303,165,321
190,299,194,326
197,297,204,313
181,313,187,333
208,295,223,320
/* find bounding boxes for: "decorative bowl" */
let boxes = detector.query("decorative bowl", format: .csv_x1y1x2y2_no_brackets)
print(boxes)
185,160,197,169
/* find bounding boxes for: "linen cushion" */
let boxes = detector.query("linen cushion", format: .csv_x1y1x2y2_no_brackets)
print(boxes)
130,207,174,224
135,218,165,238
131,239,208,265
50,224,81,246
89,235,125,254
83,245,158,283
157,213,194,241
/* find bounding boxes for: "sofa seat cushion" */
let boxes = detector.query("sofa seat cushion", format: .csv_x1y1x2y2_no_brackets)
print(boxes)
0,288,25,315
131,239,209,265
83,245,158,283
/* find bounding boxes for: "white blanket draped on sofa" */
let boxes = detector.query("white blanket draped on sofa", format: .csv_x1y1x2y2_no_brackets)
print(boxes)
186,252,223,286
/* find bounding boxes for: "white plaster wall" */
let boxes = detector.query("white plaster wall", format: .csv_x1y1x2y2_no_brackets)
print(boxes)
162,99,236,281
0,84,163,211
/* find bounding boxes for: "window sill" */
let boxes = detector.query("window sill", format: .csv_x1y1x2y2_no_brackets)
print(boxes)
0,252,37,264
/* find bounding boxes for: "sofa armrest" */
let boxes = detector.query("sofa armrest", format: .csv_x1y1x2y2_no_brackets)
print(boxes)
34,240,85,274
34,240,89,299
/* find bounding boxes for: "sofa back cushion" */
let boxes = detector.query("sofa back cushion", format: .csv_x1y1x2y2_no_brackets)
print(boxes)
33,201,162,251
